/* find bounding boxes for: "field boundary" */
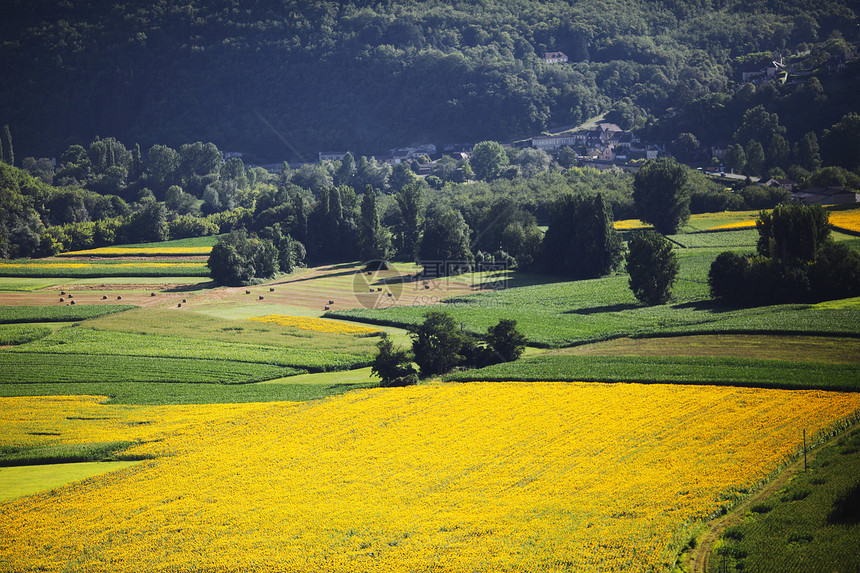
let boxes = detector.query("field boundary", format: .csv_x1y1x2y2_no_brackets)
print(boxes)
686,418,859,573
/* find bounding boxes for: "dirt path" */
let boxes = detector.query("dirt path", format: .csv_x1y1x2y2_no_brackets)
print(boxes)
686,428,841,572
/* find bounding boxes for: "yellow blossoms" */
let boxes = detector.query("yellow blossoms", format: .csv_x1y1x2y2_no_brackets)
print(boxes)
829,208,860,234
613,219,652,230
705,220,758,231
2,383,859,572
249,314,382,336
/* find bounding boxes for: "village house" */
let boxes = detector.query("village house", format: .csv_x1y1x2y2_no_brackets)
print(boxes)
792,186,859,206
318,151,349,162
544,51,568,64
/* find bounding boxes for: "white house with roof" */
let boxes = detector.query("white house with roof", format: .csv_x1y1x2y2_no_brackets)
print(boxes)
545,51,568,64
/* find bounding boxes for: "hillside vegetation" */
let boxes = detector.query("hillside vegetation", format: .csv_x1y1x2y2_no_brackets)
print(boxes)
1,0,858,160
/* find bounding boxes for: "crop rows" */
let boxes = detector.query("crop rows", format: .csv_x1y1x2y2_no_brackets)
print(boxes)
9,327,370,372
0,324,52,346
0,260,209,278
329,246,860,347
667,229,759,248
2,385,859,572
445,354,860,391
0,305,137,324
0,353,300,385
714,427,860,572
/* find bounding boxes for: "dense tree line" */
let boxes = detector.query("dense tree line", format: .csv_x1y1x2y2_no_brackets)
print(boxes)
1,0,858,163
708,203,860,305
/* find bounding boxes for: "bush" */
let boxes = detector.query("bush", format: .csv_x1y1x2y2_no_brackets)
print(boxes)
372,335,417,387
485,318,527,362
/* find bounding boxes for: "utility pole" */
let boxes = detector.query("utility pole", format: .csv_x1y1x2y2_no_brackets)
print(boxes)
803,428,808,472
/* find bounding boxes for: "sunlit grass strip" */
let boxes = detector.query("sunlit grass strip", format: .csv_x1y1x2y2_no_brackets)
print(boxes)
59,247,212,257
1,385,859,572
249,314,383,336
613,218,651,230
829,209,860,234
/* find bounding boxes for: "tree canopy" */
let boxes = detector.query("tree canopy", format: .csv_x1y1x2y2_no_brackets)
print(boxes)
633,157,690,235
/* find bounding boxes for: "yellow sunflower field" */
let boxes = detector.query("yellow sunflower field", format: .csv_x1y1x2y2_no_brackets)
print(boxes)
2,382,858,572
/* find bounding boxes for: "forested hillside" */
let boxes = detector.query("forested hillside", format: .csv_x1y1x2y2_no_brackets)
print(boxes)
1,0,857,161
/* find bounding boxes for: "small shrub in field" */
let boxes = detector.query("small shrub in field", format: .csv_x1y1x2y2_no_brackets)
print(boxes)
750,502,773,514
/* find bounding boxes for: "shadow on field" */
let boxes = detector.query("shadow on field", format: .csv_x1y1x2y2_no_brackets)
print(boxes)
275,269,360,284
671,300,738,313
566,303,640,315
163,281,217,292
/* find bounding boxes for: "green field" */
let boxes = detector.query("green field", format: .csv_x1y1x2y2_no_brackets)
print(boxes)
8,327,371,371
0,461,142,502
445,353,860,391
0,441,145,467
0,352,302,385
0,324,53,345
712,427,860,572
667,229,759,248
327,270,860,348
0,305,138,324
0,260,210,278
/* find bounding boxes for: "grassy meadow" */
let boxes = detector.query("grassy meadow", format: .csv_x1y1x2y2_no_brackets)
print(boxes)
1,213,859,571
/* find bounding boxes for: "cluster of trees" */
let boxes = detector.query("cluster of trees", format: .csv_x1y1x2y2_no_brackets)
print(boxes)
2,1,858,162
371,311,527,385
709,203,860,305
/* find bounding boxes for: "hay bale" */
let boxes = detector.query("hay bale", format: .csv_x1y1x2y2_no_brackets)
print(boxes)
182,299,187,303
270,287,274,292
324,306,330,311
246,290,251,294
70,300,75,305
259,295,264,300
328,300,334,304
178,303,182,307
59,298,64,302
150,292,156,297
102,295,107,300
117,296,122,300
